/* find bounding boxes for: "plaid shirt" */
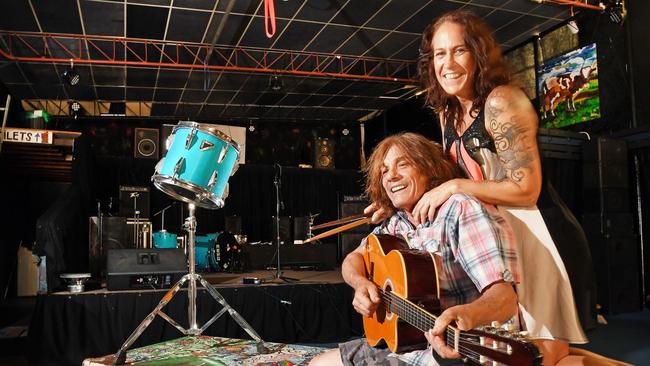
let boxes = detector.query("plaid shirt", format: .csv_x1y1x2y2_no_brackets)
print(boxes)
363,193,520,365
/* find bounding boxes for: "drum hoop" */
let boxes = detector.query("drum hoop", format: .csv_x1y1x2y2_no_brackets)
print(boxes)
175,121,240,153
60,273,91,279
152,174,225,209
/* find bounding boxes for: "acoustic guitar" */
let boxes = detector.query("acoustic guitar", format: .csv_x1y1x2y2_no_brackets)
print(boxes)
362,234,542,366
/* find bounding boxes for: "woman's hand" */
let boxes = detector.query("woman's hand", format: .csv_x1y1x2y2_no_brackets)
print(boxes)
363,202,391,224
412,179,459,225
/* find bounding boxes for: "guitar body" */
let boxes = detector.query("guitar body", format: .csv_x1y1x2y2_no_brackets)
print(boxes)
362,234,441,352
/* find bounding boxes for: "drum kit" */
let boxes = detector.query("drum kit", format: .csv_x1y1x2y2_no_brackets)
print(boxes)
113,121,267,365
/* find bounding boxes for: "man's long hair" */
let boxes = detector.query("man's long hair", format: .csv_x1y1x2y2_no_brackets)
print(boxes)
418,10,511,130
363,133,459,216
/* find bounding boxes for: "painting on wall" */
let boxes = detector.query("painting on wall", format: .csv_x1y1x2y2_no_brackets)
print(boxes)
537,43,601,128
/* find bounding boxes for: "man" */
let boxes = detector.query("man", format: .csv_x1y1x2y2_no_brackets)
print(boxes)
310,132,520,366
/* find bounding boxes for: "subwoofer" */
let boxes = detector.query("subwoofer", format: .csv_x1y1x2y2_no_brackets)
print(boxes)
134,127,159,159
314,138,335,169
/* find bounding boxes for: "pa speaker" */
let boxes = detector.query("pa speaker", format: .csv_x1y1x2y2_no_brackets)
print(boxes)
107,248,186,291
314,138,335,169
271,216,292,244
134,127,159,159
119,185,150,219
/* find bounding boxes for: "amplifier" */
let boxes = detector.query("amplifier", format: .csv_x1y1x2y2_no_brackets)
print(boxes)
107,248,186,291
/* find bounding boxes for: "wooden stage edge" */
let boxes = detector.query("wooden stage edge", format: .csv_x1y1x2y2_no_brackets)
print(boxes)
53,268,345,296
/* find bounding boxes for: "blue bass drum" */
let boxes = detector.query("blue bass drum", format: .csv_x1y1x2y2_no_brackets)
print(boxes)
153,230,177,249
152,121,240,209
194,233,220,272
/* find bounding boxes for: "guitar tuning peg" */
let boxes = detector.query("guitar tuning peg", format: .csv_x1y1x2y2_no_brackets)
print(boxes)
504,323,517,332
491,320,501,328
518,330,529,337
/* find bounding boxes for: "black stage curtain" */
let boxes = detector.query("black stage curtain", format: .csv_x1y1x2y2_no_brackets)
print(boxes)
92,159,364,242
28,283,363,366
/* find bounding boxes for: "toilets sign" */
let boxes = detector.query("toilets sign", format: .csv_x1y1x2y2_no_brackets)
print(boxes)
3,128,53,144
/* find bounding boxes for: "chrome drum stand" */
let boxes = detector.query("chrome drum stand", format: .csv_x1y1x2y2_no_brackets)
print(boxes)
112,203,267,365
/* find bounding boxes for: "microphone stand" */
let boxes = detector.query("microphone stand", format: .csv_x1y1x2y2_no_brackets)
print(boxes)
263,164,297,283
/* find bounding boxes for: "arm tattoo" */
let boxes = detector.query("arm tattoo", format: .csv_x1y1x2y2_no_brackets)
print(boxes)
488,116,535,183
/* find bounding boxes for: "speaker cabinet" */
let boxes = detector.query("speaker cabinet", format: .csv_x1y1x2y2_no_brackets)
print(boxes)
225,215,242,235
294,216,310,242
106,248,186,291
270,216,292,244
587,233,640,314
134,127,159,159
119,185,150,219
89,216,128,279
314,138,335,169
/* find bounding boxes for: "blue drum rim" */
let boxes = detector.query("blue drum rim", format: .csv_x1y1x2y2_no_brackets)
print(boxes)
152,174,225,209
175,121,240,153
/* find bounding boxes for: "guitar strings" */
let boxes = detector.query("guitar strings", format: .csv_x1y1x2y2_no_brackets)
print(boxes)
379,289,510,364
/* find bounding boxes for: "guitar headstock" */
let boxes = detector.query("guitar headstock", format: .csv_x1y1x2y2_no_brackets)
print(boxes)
458,322,543,366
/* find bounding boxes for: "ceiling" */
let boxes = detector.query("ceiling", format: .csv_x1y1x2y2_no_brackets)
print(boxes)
0,0,570,123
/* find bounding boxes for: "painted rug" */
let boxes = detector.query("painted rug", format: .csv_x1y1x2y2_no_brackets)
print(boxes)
83,336,329,366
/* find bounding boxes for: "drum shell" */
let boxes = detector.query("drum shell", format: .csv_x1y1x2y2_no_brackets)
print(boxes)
153,230,177,249
153,122,239,209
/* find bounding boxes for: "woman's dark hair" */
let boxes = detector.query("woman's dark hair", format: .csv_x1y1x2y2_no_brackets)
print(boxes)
418,10,511,130
363,132,459,215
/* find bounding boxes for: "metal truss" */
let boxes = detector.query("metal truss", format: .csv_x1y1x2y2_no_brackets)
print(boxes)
0,31,418,83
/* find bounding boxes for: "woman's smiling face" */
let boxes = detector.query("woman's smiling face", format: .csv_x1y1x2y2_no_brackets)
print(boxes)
431,21,477,100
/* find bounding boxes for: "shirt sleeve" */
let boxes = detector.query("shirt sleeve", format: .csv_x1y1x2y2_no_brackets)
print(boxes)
450,197,519,293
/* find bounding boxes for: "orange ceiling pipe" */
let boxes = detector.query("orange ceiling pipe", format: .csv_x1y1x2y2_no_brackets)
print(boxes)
539,0,604,11
0,31,417,83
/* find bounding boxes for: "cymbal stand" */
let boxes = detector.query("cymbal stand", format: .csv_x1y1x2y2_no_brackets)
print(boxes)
112,203,268,365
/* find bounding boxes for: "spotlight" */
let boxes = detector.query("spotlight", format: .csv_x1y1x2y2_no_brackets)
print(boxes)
604,0,626,24
62,59,80,86
69,101,82,119
269,74,283,92
248,122,256,132
342,128,350,136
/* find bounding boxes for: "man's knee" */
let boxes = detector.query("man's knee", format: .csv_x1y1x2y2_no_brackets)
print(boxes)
309,348,343,366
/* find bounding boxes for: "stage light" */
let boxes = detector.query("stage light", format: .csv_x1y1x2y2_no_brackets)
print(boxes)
270,74,283,92
69,101,82,119
62,59,80,86
342,128,350,136
605,0,626,24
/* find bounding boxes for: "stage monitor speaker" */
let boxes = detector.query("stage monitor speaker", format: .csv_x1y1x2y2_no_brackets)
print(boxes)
271,216,292,244
107,248,187,291
314,138,335,169
119,185,150,219
160,124,175,156
88,216,129,279
134,127,159,159
225,215,242,235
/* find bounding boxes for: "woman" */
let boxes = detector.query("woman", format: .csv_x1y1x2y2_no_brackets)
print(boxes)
366,10,597,366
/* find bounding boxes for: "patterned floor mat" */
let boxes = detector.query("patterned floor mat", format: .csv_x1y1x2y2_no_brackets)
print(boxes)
83,335,329,366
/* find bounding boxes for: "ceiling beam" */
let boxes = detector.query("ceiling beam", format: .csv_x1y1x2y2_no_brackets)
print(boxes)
0,31,417,84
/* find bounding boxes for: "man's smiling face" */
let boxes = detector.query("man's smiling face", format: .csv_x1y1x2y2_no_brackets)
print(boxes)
381,145,429,214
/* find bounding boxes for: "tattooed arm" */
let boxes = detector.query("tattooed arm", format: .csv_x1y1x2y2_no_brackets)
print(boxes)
411,85,541,225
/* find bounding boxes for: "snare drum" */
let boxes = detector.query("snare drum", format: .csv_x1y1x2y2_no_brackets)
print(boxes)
152,121,240,209
194,233,220,272
153,230,177,249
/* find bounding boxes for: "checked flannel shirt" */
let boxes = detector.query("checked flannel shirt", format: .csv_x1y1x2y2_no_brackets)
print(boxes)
359,193,520,366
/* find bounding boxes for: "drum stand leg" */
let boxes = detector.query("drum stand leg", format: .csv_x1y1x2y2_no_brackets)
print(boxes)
112,204,268,365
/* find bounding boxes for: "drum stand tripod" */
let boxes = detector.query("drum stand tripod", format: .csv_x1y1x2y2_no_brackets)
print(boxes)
112,203,267,365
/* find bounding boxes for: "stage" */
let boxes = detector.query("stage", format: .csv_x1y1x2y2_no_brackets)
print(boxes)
27,269,363,366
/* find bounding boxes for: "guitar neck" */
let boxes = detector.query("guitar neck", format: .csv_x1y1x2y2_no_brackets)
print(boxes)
381,289,463,351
